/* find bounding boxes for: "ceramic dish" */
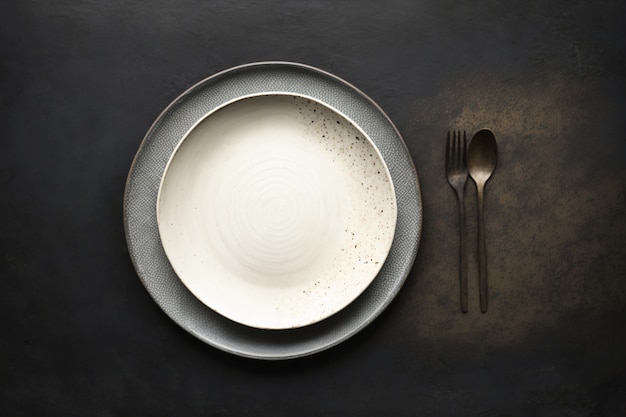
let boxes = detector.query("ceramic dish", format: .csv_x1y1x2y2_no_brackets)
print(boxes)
124,62,422,359
157,94,397,329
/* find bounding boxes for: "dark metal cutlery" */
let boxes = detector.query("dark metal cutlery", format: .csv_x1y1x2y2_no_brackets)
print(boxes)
446,131,469,313
467,129,498,313
446,129,497,313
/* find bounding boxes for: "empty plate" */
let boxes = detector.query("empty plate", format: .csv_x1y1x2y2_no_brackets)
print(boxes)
157,94,397,329
124,62,422,359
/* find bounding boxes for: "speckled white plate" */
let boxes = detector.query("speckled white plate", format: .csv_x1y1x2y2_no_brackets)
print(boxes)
124,62,422,358
157,94,397,329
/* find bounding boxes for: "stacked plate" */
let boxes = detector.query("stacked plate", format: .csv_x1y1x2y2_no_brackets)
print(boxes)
124,62,422,359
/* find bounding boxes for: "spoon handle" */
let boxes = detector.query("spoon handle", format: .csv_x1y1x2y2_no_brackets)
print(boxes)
476,184,488,313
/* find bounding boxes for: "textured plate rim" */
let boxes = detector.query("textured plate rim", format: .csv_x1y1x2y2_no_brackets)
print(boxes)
123,61,422,360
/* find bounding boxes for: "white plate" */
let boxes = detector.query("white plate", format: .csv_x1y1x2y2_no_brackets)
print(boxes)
157,94,397,329
124,62,422,359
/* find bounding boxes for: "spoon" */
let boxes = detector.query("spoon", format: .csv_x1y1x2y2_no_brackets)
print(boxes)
467,129,497,313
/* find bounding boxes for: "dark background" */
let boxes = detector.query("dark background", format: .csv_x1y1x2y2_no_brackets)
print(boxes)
2,0,625,415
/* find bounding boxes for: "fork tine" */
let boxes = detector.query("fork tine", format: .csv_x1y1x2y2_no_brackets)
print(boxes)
454,130,460,168
460,130,467,168
454,131,458,168
459,130,464,168
453,130,458,168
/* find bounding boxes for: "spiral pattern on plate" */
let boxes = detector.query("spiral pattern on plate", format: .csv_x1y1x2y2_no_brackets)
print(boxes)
211,152,342,283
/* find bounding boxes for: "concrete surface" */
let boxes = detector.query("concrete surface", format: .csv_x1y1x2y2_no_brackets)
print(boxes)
1,0,625,415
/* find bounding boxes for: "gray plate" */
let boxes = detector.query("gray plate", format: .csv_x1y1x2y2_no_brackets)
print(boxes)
123,62,422,360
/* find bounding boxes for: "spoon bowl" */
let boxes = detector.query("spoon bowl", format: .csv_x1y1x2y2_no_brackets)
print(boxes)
467,129,497,183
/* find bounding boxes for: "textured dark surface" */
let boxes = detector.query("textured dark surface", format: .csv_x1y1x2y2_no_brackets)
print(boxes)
1,0,625,415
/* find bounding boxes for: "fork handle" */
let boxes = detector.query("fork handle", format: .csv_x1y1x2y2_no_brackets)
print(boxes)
476,184,488,313
457,192,468,313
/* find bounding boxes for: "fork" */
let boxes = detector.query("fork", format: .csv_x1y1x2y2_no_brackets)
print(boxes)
446,131,469,313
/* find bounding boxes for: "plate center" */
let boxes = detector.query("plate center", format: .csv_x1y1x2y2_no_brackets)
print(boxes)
207,130,348,285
